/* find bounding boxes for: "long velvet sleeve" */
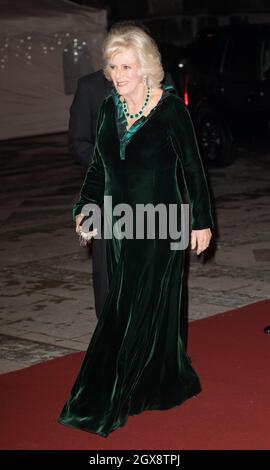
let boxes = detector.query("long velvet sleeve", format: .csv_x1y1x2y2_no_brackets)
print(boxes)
169,97,214,230
72,100,106,219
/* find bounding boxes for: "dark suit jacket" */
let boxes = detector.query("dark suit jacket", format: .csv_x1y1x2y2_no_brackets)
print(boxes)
69,70,177,168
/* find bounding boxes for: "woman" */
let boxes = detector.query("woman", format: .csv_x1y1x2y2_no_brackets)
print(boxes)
58,24,213,438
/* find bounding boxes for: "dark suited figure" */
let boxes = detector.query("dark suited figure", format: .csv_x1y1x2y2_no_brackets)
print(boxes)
69,69,177,319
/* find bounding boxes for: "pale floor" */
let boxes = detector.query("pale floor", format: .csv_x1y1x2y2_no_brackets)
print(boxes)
0,134,269,373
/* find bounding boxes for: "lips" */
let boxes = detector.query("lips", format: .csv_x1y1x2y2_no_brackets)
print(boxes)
117,82,128,87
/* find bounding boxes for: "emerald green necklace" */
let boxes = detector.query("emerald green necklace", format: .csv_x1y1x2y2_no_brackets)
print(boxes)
121,86,152,119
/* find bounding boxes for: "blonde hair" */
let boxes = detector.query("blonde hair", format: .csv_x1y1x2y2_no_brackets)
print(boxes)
102,23,164,88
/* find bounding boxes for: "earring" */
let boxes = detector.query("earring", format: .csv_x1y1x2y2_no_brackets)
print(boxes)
143,75,147,86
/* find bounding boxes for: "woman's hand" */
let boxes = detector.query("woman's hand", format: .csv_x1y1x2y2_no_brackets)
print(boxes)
75,214,98,246
191,228,212,255
75,214,84,234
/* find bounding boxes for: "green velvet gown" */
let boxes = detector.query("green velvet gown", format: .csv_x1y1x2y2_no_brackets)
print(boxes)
58,85,214,437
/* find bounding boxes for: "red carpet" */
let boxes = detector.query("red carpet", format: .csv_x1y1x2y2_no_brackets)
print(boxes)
1,299,269,450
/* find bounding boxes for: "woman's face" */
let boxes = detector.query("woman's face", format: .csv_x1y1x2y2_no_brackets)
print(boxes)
108,47,143,97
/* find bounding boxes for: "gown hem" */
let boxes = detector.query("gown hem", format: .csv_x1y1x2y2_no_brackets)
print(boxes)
57,385,202,438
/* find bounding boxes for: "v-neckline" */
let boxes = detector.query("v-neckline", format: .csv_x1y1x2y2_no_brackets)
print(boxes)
111,84,176,160
125,89,164,132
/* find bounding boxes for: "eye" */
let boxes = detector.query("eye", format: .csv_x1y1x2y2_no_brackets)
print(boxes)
123,65,130,70
109,65,115,70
